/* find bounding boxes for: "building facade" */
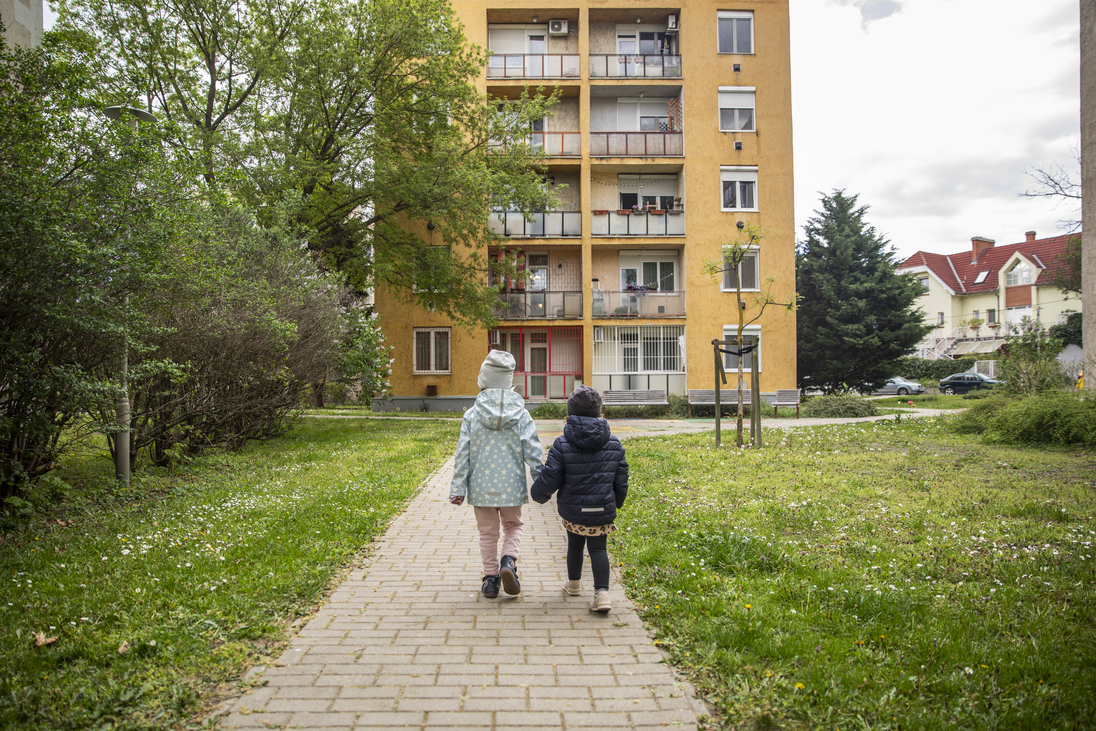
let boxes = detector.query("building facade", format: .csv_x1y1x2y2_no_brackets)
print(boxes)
374,0,796,410
898,232,1081,360
1,0,42,50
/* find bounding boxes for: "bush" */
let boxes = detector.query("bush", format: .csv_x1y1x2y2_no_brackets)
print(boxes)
529,402,568,419
962,389,996,400
893,356,985,382
950,394,1012,434
800,394,878,418
668,393,689,419
983,392,1096,446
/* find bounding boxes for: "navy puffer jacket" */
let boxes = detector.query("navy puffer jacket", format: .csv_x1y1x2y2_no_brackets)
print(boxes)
530,415,628,526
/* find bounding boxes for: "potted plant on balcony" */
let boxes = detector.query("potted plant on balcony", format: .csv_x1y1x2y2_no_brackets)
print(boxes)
617,208,632,215
631,204,645,215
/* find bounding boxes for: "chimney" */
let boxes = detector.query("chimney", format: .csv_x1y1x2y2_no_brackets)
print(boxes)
1025,230,1036,242
971,236,995,263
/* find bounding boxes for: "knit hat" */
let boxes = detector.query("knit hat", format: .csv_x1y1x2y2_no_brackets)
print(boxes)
567,385,602,417
478,350,516,390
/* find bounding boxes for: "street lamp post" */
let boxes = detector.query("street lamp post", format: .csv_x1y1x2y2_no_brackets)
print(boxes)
103,105,157,484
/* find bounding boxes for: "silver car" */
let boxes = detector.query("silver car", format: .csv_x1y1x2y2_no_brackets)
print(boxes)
872,376,925,396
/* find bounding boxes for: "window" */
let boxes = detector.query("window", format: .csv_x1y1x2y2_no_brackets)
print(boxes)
722,326,761,371
987,309,996,324
720,167,758,211
721,248,759,291
1006,262,1031,286
642,261,676,291
642,330,680,371
938,312,945,326
972,310,980,322
719,88,755,132
717,11,753,54
918,276,930,293
974,270,989,284
413,328,451,374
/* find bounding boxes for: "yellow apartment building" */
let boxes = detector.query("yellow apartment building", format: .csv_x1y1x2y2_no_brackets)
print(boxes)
373,0,796,410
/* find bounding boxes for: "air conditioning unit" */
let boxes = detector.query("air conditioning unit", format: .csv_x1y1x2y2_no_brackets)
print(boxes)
489,329,500,345
666,14,678,32
548,19,568,35
593,326,604,343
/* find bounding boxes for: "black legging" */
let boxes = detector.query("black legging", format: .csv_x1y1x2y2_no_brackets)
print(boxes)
567,531,610,592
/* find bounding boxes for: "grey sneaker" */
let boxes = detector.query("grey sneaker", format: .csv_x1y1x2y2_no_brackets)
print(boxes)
499,555,521,595
563,580,583,596
590,590,612,613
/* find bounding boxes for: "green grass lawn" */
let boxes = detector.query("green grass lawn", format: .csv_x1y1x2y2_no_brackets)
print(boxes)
0,417,458,730
612,417,1096,730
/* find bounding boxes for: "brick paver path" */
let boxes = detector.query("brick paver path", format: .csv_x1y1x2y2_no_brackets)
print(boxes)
218,451,707,730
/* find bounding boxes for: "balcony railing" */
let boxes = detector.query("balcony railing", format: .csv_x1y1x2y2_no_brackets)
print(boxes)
589,54,682,78
591,290,686,318
489,211,582,237
487,54,581,78
529,132,581,156
590,210,685,237
590,131,683,157
492,291,583,319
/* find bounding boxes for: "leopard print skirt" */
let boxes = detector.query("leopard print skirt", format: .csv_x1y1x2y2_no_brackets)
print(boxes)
562,519,616,537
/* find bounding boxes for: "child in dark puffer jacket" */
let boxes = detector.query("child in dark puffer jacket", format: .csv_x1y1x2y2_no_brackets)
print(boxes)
530,385,628,613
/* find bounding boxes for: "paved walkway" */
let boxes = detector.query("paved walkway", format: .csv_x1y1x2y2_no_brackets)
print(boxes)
218,409,952,730
217,448,709,730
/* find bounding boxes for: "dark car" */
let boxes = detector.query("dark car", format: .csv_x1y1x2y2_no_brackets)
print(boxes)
872,376,926,396
939,372,1000,395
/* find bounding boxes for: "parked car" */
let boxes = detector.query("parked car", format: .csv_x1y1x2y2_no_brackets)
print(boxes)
938,372,1001,395
872,376,925,396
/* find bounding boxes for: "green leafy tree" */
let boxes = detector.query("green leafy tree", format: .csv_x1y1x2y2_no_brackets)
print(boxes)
0,36,192,497
58,0,559,328
1051,235,1083,296
1049,311,1083,348
796,191,933,394
997,323,1067,396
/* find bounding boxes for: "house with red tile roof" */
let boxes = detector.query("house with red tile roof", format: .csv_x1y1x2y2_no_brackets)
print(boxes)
897,231,1081,359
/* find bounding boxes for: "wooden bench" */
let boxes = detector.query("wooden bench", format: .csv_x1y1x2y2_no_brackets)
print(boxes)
601,389,668,416
772,388,801,418
687,389,752,417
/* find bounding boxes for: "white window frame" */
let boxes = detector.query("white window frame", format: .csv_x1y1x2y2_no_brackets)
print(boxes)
720,166,759,212
717,10,754,54
1006,262,1032,286
720,247,760,292
973,270,989,284
722,325,761,372
918,276,930,294
412,328,452,375
718,87,756,132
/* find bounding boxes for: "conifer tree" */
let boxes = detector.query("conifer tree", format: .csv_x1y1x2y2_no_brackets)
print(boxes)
796,191,933,394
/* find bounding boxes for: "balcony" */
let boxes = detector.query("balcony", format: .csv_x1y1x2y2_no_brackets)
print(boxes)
492,291,583,320
590,131,682,157
591,210,684,237
591,290,685,318
528,132,581,157
487,54,580,79
589,54,682,78
489,211,582,238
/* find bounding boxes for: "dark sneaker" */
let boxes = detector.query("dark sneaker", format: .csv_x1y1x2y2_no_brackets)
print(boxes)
481,575,500,598
499,555,521,595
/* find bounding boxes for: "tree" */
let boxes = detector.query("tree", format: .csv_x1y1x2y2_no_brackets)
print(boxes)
1021,150,1081,233
58,0,559,329
997,324,1067,396
796,191,934,394
703,224,796,447
1049,311,1083,348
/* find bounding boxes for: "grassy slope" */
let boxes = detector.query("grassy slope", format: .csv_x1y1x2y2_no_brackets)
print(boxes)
0,417,458,730
612,417,1096,730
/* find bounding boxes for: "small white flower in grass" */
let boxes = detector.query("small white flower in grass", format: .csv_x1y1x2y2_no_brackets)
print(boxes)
964,667,974,675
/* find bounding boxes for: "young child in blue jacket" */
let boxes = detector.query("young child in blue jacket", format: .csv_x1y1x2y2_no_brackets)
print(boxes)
450,350,544,599
530,385,628,613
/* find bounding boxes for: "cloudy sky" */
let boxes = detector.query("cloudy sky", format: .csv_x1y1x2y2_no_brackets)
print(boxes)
45,1,1080,262
790,0,1081,261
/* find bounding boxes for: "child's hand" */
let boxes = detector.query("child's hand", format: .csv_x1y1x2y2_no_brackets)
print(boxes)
449,495,464,506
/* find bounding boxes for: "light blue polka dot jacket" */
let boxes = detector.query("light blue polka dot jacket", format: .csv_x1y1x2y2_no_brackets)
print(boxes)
449,389,544,507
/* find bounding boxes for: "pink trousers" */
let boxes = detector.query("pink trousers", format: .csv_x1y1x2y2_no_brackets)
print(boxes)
473,506,524,576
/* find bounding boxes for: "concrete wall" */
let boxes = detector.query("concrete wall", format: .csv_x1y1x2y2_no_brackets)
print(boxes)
1,0,42,50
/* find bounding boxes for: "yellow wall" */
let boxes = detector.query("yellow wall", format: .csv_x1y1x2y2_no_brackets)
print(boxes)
376,0,796,405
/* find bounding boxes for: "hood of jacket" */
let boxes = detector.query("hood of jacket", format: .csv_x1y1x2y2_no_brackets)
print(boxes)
473,388,529,431
563,415,611,451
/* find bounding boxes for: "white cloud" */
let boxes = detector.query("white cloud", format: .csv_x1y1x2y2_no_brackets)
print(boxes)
792,0,1080,258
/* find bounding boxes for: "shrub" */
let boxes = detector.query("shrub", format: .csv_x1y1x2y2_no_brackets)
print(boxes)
893,356,984,382
950,394,1012,434
983,392,1096,446
800,394,878,418
529,402,568,419
961,389,996,400
668,393,689,419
